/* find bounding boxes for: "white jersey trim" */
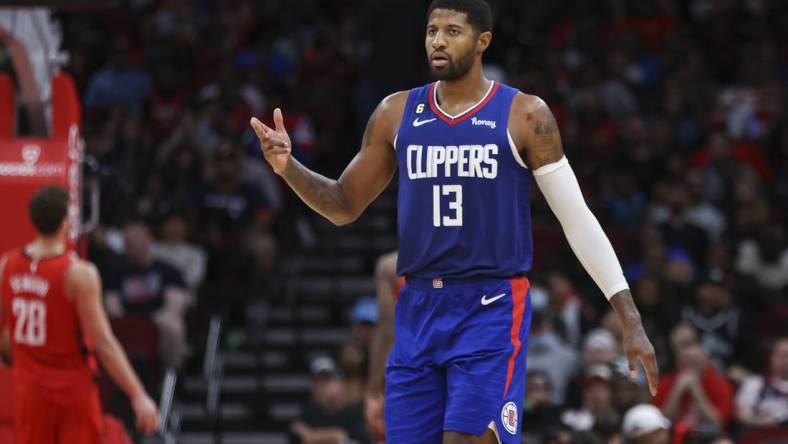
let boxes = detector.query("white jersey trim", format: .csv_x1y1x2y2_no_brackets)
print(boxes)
433,80,495,120
507,129,528,169
393,134,398,151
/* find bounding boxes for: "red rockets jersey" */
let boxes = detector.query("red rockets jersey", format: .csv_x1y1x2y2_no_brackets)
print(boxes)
1,249,94,388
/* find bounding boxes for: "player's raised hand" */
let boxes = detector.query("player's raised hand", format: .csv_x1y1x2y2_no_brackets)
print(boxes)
132,393,161,436
250,108,292,175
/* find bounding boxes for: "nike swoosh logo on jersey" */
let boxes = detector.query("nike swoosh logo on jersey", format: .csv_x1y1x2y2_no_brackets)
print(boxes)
481,293,507,306
413,117,436,127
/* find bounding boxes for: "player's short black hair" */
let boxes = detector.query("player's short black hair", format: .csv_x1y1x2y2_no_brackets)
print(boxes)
427,0,493,34
29,185,69,236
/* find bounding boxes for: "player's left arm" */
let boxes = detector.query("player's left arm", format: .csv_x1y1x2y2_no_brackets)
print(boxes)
365,251,398,439
509,93,659,396
368,251,398,398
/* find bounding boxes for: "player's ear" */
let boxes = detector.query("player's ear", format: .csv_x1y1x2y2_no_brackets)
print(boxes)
476,31,492,54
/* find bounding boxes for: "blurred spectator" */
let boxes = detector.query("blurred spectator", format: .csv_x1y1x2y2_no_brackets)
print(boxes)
727,176,772,247
105,222,191,369
141,131,208,227
564,328,623,410
687,129,771,191
350,297,378,350
682,269,757,374
92,111,157,225
194,142,275,250
333,313,375,426
547,271,597,346
291,357,368,444
241,154,285,215
735,224,788,292
83,37,152,116
668,323,699,366
611,372,648,416
194,142,276,329
522,370,565,444
153,213,207,292
599,49,640,123
657,181,709,268
526,306,579,404
88,225,127,289
338,341,367,407
583,329,619,368
156,108,214,169
654,326,734,439
684,170,726,241
600,169,647,229
561,365,619,434
622,404,671,444
148,61,189,139
624,226,694,289
735,338,788,428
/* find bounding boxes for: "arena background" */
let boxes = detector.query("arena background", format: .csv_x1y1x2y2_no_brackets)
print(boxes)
1,0,787,443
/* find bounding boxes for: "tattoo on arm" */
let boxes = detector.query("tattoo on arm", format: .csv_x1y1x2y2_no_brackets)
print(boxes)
281,105,384,224
533,109,558,144
309,171,346,213
520,98,564,169
281,160,350,222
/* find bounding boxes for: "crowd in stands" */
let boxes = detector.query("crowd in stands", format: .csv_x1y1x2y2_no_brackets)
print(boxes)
2,0,786,442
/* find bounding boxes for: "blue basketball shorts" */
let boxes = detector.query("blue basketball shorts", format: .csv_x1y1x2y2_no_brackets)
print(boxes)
384,276,532,443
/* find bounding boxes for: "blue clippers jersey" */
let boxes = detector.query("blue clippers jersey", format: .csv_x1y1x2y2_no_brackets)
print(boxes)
395,81,533,279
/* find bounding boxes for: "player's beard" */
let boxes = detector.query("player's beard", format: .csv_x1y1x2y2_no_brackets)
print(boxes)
429,47,476,81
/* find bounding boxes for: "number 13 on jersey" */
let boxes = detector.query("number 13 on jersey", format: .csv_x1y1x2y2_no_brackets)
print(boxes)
433,184,463,227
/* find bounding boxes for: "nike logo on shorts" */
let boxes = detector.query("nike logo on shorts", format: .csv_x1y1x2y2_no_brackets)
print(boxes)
481,293,507,306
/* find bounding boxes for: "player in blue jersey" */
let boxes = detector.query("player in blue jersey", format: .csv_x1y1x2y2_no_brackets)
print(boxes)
251,1,659,442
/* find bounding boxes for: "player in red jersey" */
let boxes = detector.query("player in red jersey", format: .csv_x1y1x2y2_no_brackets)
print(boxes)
0,185,159,444
365,251,404,441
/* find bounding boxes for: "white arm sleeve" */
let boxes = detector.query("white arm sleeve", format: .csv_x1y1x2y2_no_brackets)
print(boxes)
533,156,629,299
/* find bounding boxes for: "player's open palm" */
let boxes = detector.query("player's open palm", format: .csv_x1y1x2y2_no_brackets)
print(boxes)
132,394,161,436
250,108,292,174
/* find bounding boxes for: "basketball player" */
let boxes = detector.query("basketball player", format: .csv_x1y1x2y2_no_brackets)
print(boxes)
365,251,402,440
251,1,659,442
0,185,160,443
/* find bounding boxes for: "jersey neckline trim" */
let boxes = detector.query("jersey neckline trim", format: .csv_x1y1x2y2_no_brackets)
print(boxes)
428,80,499,125
22,246,68,262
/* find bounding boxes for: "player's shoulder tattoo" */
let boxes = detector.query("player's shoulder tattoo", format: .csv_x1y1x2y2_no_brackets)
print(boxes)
528,99,559,147
511,93,562,167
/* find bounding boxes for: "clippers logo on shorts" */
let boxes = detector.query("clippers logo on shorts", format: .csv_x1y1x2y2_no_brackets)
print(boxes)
501,401,518,435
